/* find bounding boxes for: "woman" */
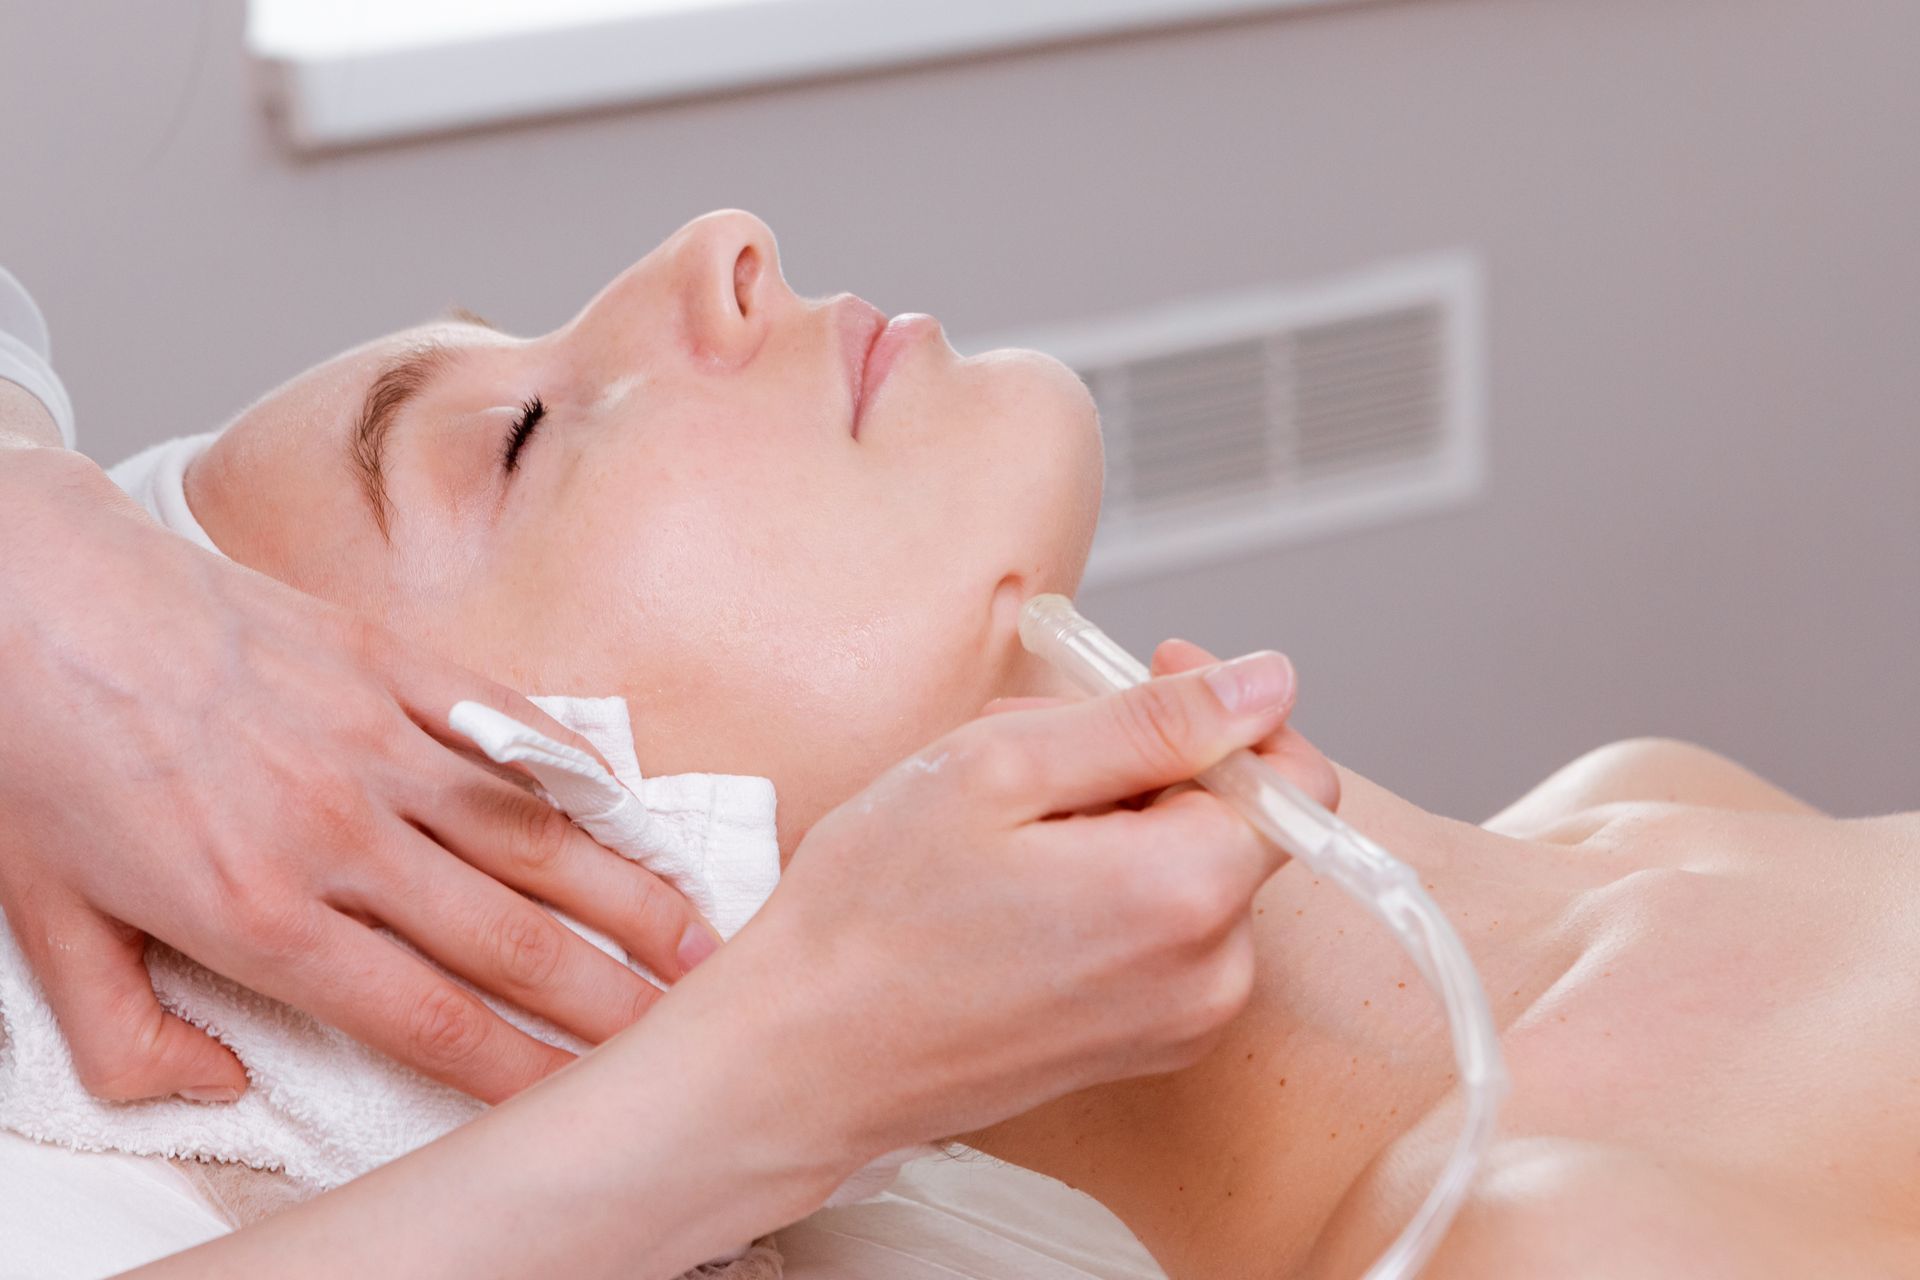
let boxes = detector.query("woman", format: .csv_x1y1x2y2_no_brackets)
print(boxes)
0,228,1322,1278
27,211,1920,1277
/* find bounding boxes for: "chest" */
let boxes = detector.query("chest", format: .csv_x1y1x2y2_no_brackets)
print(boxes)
1496,808,1920,1223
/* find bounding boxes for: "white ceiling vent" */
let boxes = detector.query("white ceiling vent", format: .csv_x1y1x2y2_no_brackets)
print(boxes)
971,253,1485,585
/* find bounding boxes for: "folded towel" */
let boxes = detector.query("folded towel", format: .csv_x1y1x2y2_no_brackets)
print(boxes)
104,430,223,554
0,693,782,1190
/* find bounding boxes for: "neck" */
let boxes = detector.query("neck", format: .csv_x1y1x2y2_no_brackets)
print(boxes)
966,767,1593,1278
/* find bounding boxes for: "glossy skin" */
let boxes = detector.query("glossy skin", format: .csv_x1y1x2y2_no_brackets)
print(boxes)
972,731,1920,1279
189,210,1104,860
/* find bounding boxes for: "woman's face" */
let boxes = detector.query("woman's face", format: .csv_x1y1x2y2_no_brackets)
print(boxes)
190,210,1103,856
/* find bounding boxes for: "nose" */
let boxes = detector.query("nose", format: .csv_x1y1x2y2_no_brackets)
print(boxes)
666,209,786,367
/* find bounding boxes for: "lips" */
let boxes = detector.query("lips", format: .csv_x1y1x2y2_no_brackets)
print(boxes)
837,295,940,439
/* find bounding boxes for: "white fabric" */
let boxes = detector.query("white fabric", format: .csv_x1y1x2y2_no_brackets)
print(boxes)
449,696,778,949
103,432,224,554
0,1131,229,1280
0,264,76,449
781,1153,1166,1280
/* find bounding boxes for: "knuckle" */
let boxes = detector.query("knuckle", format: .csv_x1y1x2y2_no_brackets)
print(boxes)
1215,939,1259,1016
404,984,488,1072
287,765,379,855
625,981,662,1025
1176,952,1256,1045
72,992,177,1101
225,889,323,962
1129,855,1239,946
954,728,1034,800
1191,863,1249,934
340,613,394,671
73,1042,154,1102
1163,873,1232,943
484,909,565,991
506,802,573,876
1113,680,1198,777
623,870,679,940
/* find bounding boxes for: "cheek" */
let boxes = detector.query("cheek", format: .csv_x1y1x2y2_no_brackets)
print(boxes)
444,415,1015,813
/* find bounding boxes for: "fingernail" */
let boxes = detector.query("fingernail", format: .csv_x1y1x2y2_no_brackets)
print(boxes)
179,1086,242,1104
677,924,721,973
1203,651,1295,716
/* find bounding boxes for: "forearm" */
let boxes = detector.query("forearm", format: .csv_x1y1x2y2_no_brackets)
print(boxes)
123,935,863,1280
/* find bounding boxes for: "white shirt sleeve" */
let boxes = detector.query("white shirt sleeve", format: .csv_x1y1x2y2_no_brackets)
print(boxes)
0,264,76,449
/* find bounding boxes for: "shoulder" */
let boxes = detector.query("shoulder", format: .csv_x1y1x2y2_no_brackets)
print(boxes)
1483,737,1820,842
1312,1135,1886,1280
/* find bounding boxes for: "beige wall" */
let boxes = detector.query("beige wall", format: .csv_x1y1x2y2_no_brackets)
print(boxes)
4,0,1914,819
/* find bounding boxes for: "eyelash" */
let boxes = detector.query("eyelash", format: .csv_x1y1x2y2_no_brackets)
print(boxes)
500,396,546,473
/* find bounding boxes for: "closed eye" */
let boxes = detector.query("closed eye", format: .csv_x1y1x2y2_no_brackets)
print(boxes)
501,396,546,473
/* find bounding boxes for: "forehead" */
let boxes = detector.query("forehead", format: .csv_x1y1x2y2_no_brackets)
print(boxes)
253,321,503,439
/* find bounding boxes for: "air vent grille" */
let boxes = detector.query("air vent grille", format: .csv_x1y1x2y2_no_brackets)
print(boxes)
970,254,1484,584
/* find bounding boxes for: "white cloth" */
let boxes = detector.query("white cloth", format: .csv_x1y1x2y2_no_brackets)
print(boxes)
0,264,76,448
450,696,778,950
0,692,786,1191
105,431,223,554
0,1130,1167,1280
0,1131,230,1280
781,1153,1166,1280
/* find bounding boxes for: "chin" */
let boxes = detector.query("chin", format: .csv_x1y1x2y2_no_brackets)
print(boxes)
975,345,1113,594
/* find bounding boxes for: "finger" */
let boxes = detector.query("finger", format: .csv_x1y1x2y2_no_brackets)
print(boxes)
14,900,248,1103
1149,639,1339,810
257,910,575,1104
1253,727,1342,811
346,826,665,1045
979,651,1297,820
978,695,1069,718
410,770,720,984
1078,787,1274,925
362,622,613,774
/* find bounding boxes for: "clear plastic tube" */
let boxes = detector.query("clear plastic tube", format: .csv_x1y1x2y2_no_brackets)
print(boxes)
1019,594,1507,1280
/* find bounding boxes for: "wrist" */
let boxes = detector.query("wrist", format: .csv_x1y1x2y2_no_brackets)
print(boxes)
709,904,942,1163
667,925,881,1183
560,936,874,1250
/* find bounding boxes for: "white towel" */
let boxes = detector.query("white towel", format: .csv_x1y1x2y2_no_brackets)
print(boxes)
105,431,223,555
0,693,781,1189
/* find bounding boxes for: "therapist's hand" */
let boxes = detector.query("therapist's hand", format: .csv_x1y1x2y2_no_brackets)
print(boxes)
726,638,1339,1160
0,446,718,1105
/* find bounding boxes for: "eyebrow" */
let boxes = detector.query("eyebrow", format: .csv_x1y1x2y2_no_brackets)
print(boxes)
349,339,455,539
443,304,497,331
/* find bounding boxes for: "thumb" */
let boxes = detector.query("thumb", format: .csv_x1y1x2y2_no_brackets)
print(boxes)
27,904,248,1103
988,649,1296,819
1151,638,1341,813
